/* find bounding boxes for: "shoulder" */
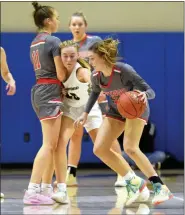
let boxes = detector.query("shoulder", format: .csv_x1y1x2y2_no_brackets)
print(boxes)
77,67,90,76
115,62,136,74
87,35,102,43
46,35,61,45
91,70,99,79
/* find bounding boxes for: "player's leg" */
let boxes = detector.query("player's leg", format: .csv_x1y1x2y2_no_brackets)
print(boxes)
24,115,62,205
91,117,150,206
67,126,83,186
52,116,75,203
123,118,173,205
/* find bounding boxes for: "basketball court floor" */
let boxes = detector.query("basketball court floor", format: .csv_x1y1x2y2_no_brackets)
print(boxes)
1,169,184,214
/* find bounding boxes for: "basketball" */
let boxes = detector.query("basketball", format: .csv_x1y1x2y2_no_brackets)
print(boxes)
117,91,146,119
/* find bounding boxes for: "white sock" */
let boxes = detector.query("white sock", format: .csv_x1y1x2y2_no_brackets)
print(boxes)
123,171,135,181
28,183,40,193
57,183,67,192
41,183,52,190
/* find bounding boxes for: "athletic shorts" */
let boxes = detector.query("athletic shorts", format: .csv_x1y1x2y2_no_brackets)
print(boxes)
106,102,150,124
31,83,63,121
63,102,103,132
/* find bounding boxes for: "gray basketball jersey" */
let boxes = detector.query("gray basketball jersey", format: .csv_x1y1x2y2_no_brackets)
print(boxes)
30,32,61,80
75,35,102,60
91,62,155,111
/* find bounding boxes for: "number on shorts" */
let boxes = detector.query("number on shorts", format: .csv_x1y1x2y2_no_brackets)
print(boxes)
32,50,41,70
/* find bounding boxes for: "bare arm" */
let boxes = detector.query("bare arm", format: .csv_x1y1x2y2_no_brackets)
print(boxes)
76,67,91,83
54,56,67,82
0,47,15,84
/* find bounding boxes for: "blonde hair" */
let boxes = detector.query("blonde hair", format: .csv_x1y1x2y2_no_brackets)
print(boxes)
60,40,91,71
69,11,87,26
89,38,120,66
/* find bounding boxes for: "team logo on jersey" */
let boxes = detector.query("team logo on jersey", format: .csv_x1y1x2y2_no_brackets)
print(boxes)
104,89,126,104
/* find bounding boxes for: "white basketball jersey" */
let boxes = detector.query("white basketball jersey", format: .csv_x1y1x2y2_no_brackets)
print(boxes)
63,63,90,107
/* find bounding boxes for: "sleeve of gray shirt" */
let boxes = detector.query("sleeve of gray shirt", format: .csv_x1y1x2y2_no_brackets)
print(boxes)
85,72,101,113
121,64,155,100
48,36,61,57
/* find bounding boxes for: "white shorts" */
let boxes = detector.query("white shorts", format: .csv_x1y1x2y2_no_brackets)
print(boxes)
62,102,103,132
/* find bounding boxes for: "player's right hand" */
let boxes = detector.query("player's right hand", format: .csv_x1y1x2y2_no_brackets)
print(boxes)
74,112,88,128
6,81,16,96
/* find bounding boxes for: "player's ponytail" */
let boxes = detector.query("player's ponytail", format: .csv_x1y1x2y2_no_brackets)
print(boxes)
77,58,91,71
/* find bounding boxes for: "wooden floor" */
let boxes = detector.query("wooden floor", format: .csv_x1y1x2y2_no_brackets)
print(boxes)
1,169,184,215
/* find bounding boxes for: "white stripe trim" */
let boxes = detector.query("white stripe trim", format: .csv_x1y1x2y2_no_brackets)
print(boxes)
99,100,108,104
30,42,45,48
93,73,98,76
48,101,62,104
40,112,63,121
114,69,121,73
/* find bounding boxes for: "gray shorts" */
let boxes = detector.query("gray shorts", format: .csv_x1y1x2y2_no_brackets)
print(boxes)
106,102,150,124
63,102,103,132
31,84,63,121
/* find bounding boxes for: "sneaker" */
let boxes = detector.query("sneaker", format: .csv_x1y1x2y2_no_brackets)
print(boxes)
23,190,54,205
1,193,4,198
66,174,78,187
137,186,150,202
152,183,173,205
114,175,127,187
52,189,69,204
125,176,146,206
41,187,53,198
115,187,128,209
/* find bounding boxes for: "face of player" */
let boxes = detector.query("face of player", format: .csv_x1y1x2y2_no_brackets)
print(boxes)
69,16,87,40
46,9,60,33
88,51,106,71
61,46,79,71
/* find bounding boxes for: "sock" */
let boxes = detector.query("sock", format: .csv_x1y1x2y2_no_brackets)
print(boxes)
28,183,40,193
68,165,77,177
41,183,52,190
123,171,135,181
148,176,164,185
57,183,67,192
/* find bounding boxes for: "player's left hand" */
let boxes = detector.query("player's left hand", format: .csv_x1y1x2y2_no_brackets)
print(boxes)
6,81,16,96
134,90,147,104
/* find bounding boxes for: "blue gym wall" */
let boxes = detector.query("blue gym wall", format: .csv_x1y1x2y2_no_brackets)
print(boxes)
0,32,184,163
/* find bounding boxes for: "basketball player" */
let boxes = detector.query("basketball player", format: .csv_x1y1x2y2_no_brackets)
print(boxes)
75,38,173,205
0,47,16,199
66,11,124,187
52,40,149,205
23,2,67,205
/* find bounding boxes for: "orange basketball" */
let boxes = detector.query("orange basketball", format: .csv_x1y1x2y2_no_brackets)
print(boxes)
117,91,146,119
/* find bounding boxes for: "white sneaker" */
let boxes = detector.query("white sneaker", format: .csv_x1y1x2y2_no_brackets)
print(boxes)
41,187,53,198
152,183,173,205
115,187,128,209
114,175,127,187
52,189,69,204
137,186,150,202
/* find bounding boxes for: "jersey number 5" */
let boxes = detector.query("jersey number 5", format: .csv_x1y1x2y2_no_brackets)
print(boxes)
32,50,41,70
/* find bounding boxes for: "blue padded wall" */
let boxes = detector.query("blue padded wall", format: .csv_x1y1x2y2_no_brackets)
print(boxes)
0,32,184,163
